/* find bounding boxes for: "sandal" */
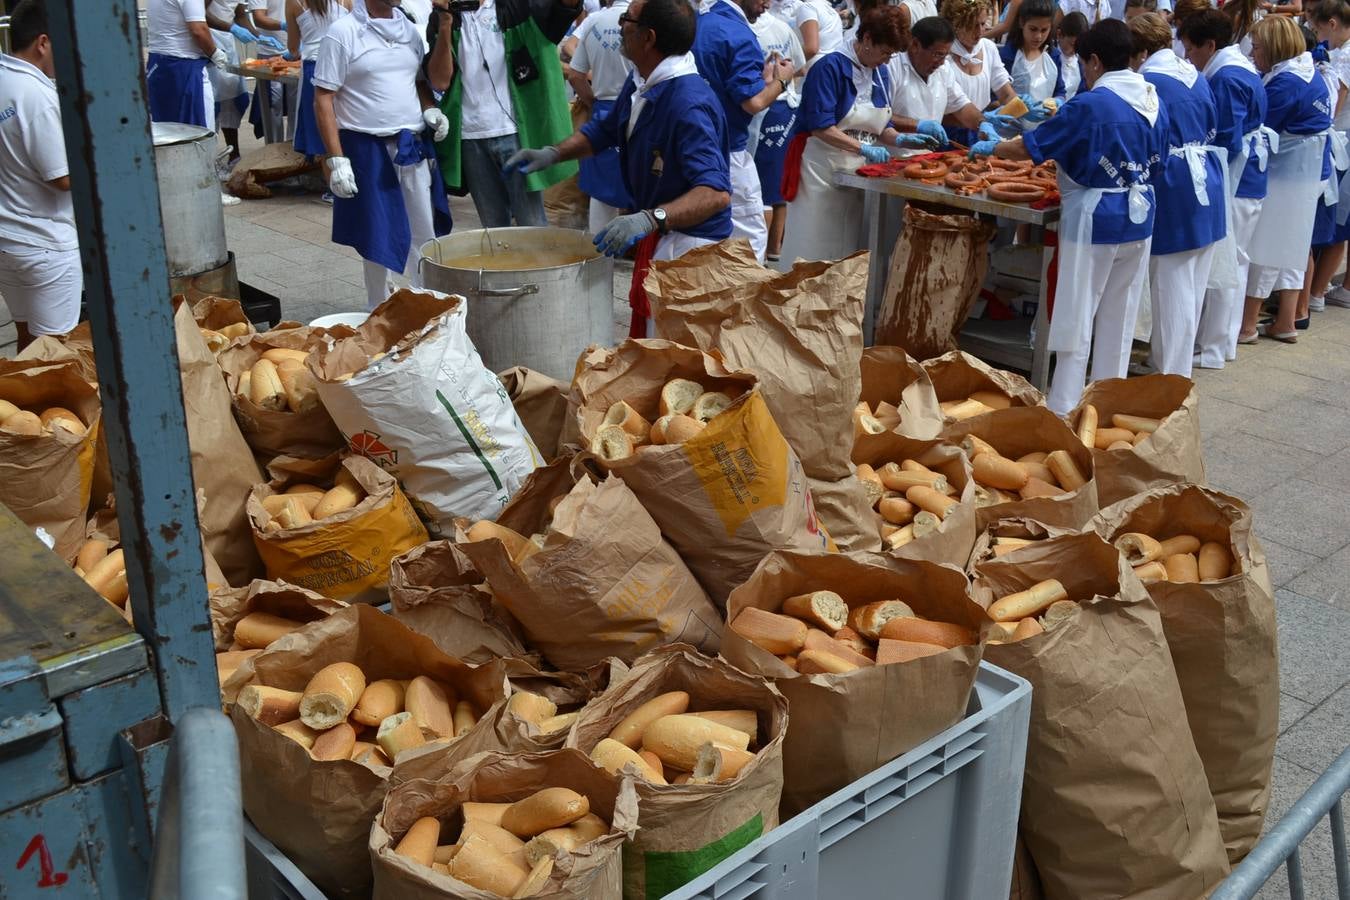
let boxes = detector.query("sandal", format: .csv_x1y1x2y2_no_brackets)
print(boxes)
1237,330,1259,344
1257,323,1298,343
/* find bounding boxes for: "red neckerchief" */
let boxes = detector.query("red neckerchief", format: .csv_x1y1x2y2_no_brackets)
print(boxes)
627,232,662,338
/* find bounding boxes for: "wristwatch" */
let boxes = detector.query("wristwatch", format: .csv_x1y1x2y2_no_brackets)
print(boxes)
651,207,669,234
778,78,789,92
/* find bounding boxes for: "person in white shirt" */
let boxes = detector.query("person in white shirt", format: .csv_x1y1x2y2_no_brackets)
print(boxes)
1058,0,1111,25
752,7,805,259
900,0,938,24
0,1,80,349
146,0,227,131
1057,10,1088,98
796,0,844,66
941,0,1016,148
287,0,351,158
205,0,276,164
314,0,453,308
569,0,637,232
889,16,1011,153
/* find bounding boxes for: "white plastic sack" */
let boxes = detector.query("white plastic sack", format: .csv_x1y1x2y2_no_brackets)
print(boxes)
309,290,541,536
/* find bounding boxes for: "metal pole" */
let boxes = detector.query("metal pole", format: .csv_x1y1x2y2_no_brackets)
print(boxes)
44,0,217,718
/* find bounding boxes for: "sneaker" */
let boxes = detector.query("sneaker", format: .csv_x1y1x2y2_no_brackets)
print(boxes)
320,191,335,204
1326,285,1350,307
1310,294,1326,312
220,192,241,207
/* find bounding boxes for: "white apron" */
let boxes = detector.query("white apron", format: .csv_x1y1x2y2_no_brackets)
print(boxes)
778,98,890,265
1247,130,1329,269
1012,51,1057,133
1327,129,1350,222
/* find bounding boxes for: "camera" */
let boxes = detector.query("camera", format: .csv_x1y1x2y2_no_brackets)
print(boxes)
438,0,480,11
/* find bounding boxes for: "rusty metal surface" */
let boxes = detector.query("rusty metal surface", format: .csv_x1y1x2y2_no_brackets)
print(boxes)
835,172,1062,226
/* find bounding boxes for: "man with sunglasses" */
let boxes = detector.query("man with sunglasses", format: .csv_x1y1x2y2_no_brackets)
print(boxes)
506,0,732,337
888,16,1011,152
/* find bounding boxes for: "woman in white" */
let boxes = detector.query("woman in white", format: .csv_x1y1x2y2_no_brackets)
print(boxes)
941,0,1015,147
998,0,1065,131
796,0,845,67
1057,10,1087,99
287,0,351,158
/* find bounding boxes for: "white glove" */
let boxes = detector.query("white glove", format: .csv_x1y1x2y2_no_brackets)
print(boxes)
210,48,229,71
423,107,450,143
327,156,358,199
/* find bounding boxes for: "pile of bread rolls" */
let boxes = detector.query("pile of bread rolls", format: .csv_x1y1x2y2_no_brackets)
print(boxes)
1076,406,1165,451
236,348,321,415
215,607,328,687
72,538,129,617
237,663,483,769
732,592,977,673
961,435,1088,503
393,787,612,897
258,467,367,532
463,519,545,564
0,398,87,438
854,458,961,550
1113,532,1236,585
984,578,1075,643
590,377,739,463
505,690,580,737
199,321,251,354
587,690,762,786
939,388,1013,422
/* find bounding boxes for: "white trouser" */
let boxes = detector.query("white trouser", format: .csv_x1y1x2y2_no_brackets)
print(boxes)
1246,261,1305,299
729,149,768,263
0,240,83,335
1196,195,1261,367
1047,238,1151,415
1150,242,1217,377
588,198,621,236
362,143,435,310
640,231,718,337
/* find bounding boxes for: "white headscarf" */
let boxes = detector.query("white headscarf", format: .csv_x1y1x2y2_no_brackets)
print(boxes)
1093,68,1161,126
1140,47,1199,89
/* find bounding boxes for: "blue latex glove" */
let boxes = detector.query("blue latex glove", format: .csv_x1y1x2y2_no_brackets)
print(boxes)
968,140,998,160
978,121,1001,142
503,145,560,174
282,50,298,61
258,35,286,52
982,111,1017,132
594,212,656,257
916,119,949,146
1019,94,1050,123
860,143,891,163
229,23,258,43
895,132,938,150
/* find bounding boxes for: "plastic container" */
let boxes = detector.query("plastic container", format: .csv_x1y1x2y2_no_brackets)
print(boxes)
664,661,1032,900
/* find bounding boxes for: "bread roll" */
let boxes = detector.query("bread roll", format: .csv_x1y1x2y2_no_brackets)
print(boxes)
312,483,362,520
875,638,947,665
962,435,998,459
660,414,705,444
1092,427,1135,450
1040,600,1078,631
506,690,557,726
988,578,1069,622
459,821,528,871
603,400,652,442
998,94,1030,116
76,539,110,573
218,322,251,340
884,524,915,550
465,519,536,563
878,617,976,648
590,424,635,464
299,662,366,730
731,607,808,655
972,453,1030,490
462,802,511,826
273,719,321,750
854,410,887,440
1163,552,1200,583
1107,440,1134,451
1157,534,1201,557
608,690,690,748
237,685,303,726
514,857,554,898
905,485,958,519
942,398,994,420
0,398,21,422
855,464,886,508
1112,413,1161,433
1198,541,1233,581
969,390,1011,410
1,410,42,436
1018,461,1057,485
352,679,406,727
40,407,86,436
590,737,666,783
692,391,734,423
1114,532,1163,565
82,548,126,600
1134,561,1168,584
782,590,849,631
311,721,358,761
878,497,916,525
1019,477,1065,499
659,378,704,416
405,675,458,738
216,649,260,686
249,359,288,410
453,700,478,737
878,464,948,493
376,711,427,760
796,649,859,674
447,833,527,896
393,816,441,867
642,714,751,771
1045,450,1087,491
274,496,314,530
500,788,589,838
1077,404,1098,449
538,711,578,734
802,628,875,668
278,365,321,414
692,742,756,783
847,599,914,640
688,709,758,743
234,611,305,649
1011,617,1044,642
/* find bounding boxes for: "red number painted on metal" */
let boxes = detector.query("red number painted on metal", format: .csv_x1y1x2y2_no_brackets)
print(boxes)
16,834,69,887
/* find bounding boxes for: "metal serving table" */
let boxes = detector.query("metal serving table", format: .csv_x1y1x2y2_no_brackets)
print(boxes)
836,170,1062,389
227,61,301,145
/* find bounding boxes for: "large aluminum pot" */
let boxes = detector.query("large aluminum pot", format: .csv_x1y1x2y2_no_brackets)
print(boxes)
419,227,615,382
153,122,229,278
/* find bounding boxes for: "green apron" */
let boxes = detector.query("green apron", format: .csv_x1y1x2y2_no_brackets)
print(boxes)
436,18,578,193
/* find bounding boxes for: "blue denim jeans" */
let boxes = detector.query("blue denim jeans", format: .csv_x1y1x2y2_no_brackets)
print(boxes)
460,134,548,228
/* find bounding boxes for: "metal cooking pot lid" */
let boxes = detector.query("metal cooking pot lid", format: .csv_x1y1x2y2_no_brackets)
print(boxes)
152,122,215,147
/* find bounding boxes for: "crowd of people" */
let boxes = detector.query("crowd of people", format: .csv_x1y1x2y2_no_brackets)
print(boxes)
2,0,1348,411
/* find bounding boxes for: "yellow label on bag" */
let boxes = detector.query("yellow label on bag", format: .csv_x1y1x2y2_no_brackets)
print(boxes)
682,392,795,538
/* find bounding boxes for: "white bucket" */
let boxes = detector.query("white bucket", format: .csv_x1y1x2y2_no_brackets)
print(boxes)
309,312,369,329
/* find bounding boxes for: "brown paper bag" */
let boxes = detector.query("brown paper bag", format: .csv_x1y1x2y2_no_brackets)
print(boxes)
966,517,1080,572
1093,484,1277,862
723,551,986,815
850,432,978,567
875,207,998,359
371,749,639,900
173,300,265,585
972,532,1230,899
572,340,832,602
1010,834,1045,900
217,327,348,458
804,473,881,552
647,241,867,482
1070,374,1205,508
455,459,721,671
922,350,1044,424
15,321,99,382
565,645,788,900
247,454,428,603
944,406,1098,531
209,578,347,651
859,345,944,439
499,366,570,462
389,540,534,665
483,659,627,755
191,294,256,339
0,359,101,561
227,605,510,899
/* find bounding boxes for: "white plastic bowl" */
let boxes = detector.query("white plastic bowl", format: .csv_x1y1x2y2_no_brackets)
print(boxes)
309,312,368,329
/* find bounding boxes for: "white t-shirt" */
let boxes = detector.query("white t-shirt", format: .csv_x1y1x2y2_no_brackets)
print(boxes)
753,11,806,72
458,0,517,139
249,0,286,43
1058,0,1110,22
207,0,241,25
900,0,938,22
1327,41,1350,130
889,51,971,121
795,0,843,61
298,1,350,61
946,37,1010,111
400,0,437,44
147,0,209,58
313,8,427,134
571,1,634,102
0,56,76,251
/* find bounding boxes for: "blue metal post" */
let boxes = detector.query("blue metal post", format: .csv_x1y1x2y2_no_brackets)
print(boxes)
44,0,217,719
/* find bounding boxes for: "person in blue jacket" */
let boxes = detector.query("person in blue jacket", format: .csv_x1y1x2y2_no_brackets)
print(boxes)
999,0,1066,130
971,19,1169,414
1239,15,1333,345
506,0,732,336
1129,12,1227,378
691,0,795,262
1181,8,1270,369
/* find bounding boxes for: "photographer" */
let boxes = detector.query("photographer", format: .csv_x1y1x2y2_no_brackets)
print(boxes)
424,0,581,228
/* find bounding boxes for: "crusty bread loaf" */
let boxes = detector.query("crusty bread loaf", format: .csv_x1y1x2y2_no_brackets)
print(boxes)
40,406,86,436
274,719,321,750
643,715,751,771
1157,534,1201,557
300,662,366,730
590,424,635,464
603,400,652,442
405,675,458,738
692,390,734,423
875,639,947,665
249,359,288,410
608,690,690,748
692,742,755,783
659,378,704,416
988,579,1068,622
500,788,589,838
1198,541,1233,581
311,721,358,761
802,628,875,668
590,737,667,783
376,711,427,760
1045,451,1087,491
506,690,557,726
878,617,976,648
972,453,1029,491
237,685,303,726
462,802,511,826
352,679,405,727
1114,532,1163,565
312,483,362,520
447,833,527,896
847,599,914,640
1,410,43,436
1163,552,1200,583
781,590,849,631
796,649,859,675
234,611,305,649
731,607,808,655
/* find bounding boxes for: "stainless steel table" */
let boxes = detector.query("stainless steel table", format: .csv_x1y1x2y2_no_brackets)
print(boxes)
835,170,1061,389
226,62,300,145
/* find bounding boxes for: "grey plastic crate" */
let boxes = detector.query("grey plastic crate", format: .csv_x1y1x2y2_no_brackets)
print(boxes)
245,821,327,900
663,661,1032,900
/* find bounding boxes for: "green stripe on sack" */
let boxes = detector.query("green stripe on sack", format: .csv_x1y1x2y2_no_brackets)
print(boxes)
436,390,503,491
635,814,764,899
